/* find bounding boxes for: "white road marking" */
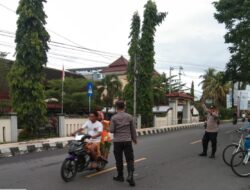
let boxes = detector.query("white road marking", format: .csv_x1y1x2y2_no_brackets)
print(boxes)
85,157,147,178
190,140,202,145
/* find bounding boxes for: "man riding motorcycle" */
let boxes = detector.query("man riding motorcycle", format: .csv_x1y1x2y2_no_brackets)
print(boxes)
71,111,103,164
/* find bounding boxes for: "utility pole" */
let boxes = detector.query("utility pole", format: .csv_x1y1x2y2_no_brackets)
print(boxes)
61,65,65,114
133,55,137,118
169,67,174,94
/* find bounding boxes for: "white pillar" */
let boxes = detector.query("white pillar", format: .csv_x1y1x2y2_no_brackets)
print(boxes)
136,115,141,129
183,101,191,124
10,113,18,142
169,99,178,125
58,114,65,137
153,115,157,128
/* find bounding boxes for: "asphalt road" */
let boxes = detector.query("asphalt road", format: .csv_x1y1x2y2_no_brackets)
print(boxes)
0,122,249,190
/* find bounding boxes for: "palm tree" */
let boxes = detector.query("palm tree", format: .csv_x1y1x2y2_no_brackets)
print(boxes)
96,75,122,112
199,68,230,107
199,68,216,91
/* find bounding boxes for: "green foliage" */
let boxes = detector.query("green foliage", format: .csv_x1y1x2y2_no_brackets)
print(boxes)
125,1,166,127
190,81,194,97
213,0,250,84
219,107,234,120
199,68,230,107
152,73,168,106
0,59,10,92
8,0,50,134
96,75,122,110
45,78,100,114
137,0,166,127
125,12,141,114
193,101,206,121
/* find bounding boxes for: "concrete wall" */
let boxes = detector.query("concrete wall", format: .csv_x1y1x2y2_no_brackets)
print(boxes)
191,116,199,123
0,114,17,143
154,110,173,128
58,116,88,137
154,109,199,128
64,118,88,137
0,118,11,142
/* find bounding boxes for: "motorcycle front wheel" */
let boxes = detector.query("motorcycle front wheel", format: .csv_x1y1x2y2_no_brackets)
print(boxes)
61,159,77,182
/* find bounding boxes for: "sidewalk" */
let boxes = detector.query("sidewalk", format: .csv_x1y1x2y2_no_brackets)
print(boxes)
0,122,203,158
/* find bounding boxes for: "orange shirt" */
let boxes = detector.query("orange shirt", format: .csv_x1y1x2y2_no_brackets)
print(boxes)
101,120,111,142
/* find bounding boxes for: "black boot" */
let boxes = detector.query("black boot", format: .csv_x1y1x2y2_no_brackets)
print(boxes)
127,171,135,187
209,154,215,159
199,152,207,157
113,172,124,182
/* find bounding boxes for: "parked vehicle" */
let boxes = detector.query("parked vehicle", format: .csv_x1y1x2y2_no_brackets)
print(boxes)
61,134,108,182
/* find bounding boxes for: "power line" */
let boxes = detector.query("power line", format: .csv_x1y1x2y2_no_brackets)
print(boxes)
0,2,16,13
49,52,109,65
0,30,226,72
0,31,119,60
0,42,111,68
156,58,224,71
0,1,120,62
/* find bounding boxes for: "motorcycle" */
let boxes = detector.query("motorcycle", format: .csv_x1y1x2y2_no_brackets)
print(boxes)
61,133,108,182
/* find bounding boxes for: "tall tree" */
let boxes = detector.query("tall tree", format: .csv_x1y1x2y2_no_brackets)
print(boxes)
213,0,250,84
8,0,50,135
124,12,141,115
0,58,10,93
190,81,194,97
137,0,166,127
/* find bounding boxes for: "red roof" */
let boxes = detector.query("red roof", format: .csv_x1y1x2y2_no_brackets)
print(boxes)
166,92,194,100
102,56,128,74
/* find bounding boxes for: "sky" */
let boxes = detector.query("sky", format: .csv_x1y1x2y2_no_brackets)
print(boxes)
0,0,231,97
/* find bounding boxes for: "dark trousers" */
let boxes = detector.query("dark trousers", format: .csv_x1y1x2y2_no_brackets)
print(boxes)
113,141,134,175
202,132,218,155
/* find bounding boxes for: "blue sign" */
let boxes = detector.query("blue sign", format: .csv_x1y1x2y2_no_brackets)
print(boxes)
87,82,93,97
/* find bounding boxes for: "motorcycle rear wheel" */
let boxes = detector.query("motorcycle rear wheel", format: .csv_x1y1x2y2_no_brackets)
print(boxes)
61,159,77,182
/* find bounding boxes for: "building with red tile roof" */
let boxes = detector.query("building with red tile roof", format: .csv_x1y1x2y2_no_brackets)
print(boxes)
101,56,128,75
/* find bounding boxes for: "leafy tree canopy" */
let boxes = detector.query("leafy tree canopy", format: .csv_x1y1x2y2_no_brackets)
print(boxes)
8,0,50,134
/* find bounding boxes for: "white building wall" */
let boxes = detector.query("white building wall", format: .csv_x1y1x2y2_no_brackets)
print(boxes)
0,118,11,142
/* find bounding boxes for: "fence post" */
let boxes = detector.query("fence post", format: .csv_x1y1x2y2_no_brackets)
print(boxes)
10,112,18,142
58,114,65,137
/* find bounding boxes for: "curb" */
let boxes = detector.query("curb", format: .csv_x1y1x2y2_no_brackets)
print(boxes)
0,122,203,158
